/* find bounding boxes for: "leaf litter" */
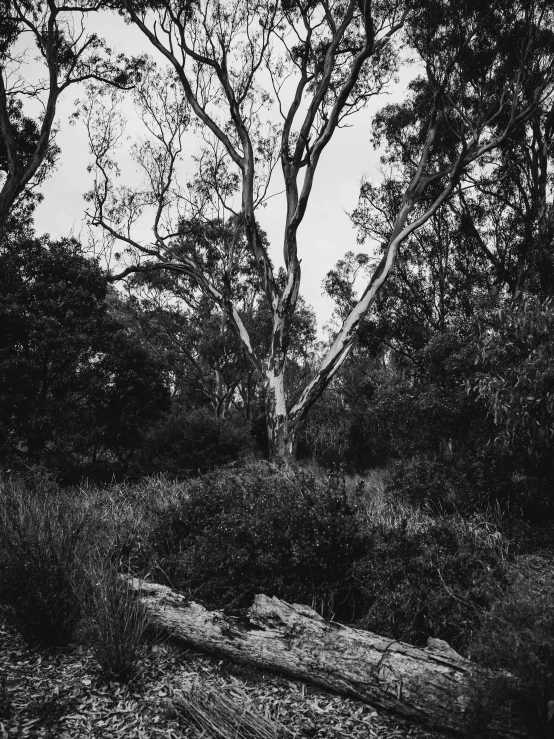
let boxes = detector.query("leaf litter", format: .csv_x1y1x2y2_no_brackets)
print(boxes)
0,618,446,739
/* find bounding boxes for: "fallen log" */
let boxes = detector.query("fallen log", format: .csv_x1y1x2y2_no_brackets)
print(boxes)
128,577,527,737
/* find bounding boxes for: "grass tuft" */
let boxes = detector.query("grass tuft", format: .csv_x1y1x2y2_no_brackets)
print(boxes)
80,555,151,682
0,471,87,646
173,680,292,739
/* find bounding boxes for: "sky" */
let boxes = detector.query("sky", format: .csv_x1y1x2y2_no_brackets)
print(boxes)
31,10,394,330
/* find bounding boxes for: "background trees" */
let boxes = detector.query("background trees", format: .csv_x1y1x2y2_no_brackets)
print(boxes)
311,0,554,497
1,0,553,483
0,235,169,481
83,0,404,459
79,0,554,461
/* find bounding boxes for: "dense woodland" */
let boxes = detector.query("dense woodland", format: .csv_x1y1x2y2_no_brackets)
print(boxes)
1,0,554,737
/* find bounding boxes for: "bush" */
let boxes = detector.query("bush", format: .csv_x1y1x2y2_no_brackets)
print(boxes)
138,407,251,477
80,555,151,682
149,466,369,620
385,456,474,513
384,452,532,515
352,517,507,654
470,554,554,736
0,471,87,646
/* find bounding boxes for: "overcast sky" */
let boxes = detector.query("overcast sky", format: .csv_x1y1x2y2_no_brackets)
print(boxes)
31,10,396,330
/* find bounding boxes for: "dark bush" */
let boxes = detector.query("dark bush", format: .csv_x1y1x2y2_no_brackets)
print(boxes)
385,452,532,515
138,407,250,477
0,471,87,646
470,554,554,737
352,518,507,655
385,456,476,513
149,466,369,620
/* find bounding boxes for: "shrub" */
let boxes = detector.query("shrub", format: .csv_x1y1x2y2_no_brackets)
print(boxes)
0,471,87,646
149,466,369,619
138,407,250,477
470,554,554,736
385,456,474,513
80,555,151,682
384,452,530,515
352,517,507,654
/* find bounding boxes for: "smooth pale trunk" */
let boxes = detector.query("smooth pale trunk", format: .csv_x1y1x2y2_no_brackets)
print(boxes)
265,360,293,463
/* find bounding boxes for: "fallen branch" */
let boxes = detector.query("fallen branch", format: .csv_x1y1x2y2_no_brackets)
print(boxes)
128,578,527,737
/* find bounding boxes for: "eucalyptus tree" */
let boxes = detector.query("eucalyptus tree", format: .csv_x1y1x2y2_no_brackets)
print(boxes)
123,216,270,421
449,97,554,296
0,0,140,230
88,0,554,462
0,236,170,475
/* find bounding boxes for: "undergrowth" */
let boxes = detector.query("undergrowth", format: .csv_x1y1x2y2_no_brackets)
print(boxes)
1,462,552,734
79,553,151,682
149,466,368,620
470,554,554,737
0,470,87,646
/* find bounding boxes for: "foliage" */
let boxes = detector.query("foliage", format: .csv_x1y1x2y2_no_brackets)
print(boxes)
0,98,57,221
0,236,170,481
384,452,528,515
138,407,251,477
149,466,368,619
353,517,507,654
0,470,87,646
471,555,554,736
0,0,139,228
124,216,266,420
303,324,489,470
473,295,554,463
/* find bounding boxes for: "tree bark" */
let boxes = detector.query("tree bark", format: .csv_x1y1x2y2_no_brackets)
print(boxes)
265,362,293,464
128,578,528,738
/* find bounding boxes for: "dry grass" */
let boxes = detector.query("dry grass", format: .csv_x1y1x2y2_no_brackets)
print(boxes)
172,679,292,739
0,472,88,646
80,553,152,682
357,467,510,560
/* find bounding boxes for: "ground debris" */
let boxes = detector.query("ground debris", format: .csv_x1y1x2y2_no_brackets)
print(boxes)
0,618,445,739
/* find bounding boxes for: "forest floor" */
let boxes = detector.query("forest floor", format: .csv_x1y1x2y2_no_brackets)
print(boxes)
0,617,448,739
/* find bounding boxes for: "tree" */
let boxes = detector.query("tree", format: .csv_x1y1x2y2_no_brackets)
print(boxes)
0,0,140,230
87,0,554,462
123,216,264,420
0,235,169,479
473,294,554,464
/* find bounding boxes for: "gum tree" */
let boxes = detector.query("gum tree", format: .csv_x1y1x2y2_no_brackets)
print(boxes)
0,0,139,230
89,0,554,462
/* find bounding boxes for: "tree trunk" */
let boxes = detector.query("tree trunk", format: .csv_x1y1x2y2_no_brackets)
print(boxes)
127,578,528,738
265,360,294,464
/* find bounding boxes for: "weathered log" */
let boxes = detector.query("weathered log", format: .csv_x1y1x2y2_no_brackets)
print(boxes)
128,577,527,737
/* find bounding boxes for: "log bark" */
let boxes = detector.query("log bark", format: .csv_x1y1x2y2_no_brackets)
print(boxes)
128,578,527,738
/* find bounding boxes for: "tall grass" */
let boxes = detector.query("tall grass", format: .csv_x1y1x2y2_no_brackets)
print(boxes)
0,470,156,669
80,553,151,682
0,471,87,646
